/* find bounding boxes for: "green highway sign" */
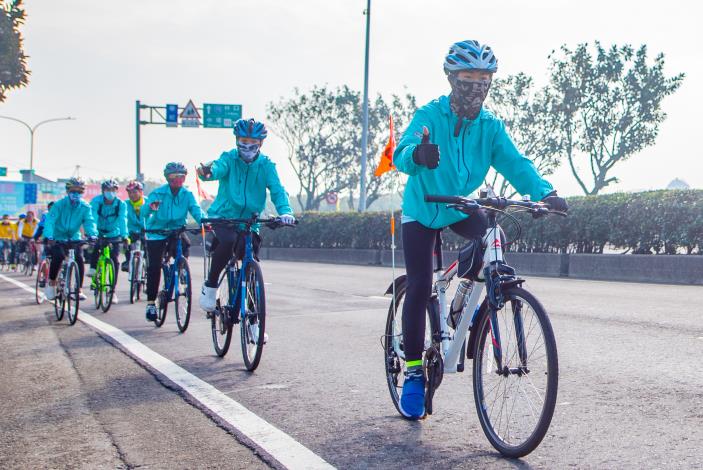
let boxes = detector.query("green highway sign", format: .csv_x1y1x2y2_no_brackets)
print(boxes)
203,103,242,128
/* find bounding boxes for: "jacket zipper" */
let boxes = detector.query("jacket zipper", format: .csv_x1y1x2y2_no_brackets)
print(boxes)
239,164,250,218
461,122,471,187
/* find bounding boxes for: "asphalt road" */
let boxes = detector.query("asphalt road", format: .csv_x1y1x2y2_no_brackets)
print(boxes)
2,258,703,469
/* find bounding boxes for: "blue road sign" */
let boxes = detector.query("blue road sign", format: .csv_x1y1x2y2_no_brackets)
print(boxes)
203,103,242,128
23,183,38,204
166,104,179,127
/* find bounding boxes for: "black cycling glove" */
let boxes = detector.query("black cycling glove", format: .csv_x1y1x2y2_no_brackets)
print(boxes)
412,127,440,170
541,191,568,212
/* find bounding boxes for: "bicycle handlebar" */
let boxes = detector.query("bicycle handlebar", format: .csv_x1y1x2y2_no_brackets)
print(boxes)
143,226,203,236
424,194,566,216
201,217,298,229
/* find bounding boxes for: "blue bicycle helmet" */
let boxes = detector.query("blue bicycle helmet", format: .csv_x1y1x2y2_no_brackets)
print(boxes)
444,40,498,74
101,179,119,190
163,161,188,177
233,118,268,140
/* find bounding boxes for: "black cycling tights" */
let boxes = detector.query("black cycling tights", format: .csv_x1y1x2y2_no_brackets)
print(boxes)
206,227,261,287
49,244,85,287
401,212,488,363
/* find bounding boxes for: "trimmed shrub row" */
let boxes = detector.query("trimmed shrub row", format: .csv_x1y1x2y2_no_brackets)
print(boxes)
261,190,703,254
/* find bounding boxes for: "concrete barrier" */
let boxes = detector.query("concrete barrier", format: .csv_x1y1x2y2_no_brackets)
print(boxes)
259,247,703,285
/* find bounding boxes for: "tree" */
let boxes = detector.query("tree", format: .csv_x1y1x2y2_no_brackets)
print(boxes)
548,42,684,195
0,0,29,102
266,85,359,211
484,73,561,197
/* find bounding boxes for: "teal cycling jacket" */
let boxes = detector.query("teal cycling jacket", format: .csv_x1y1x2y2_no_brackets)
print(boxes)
142,185,203,240
44,196,98,241
90,195,128,239
125,199,145,235
198,149,292,229
393,95,554,229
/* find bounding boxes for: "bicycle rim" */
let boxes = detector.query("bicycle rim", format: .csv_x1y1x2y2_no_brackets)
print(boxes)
472,287,558,458
35,262,47,305
211,271,233,357
240,262,265,371
66,262,81,325
175,258,191,333
155,288,167,327
101,259,115,312
383,282,434,417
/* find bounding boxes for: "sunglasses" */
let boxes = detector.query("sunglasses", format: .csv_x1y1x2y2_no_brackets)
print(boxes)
167,174,186,181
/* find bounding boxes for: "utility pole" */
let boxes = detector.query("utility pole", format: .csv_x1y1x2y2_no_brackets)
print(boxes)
358,0,371,212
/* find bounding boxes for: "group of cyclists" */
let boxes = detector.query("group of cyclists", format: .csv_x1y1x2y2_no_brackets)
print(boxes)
8,39,569,425
0,210,42,269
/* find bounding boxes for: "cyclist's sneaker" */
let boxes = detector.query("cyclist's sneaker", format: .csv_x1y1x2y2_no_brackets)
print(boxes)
112,293,119,304
145,303,157,321
78,290,87,301
44,284,56,301
121,261,129,272
199,285,217,312
399,367,426,420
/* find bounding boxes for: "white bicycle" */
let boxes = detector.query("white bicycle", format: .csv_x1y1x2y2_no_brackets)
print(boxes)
383,193,564,457
128,237,147,304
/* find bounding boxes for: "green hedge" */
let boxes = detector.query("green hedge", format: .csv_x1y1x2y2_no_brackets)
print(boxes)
261,190,703,254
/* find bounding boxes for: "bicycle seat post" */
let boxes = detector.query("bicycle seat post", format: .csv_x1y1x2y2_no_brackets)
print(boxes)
434,231,444,272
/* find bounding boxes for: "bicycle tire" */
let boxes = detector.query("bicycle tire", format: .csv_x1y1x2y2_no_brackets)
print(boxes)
35,260,48,305
129,255,139,304
211,270,233,357
101,259,115,313
240,261,266,371
472,286,558,458
154,285,168,328
383,279,435,418
53,279,65,321
174,257,192,333
93,263,102,310
66,262,80,326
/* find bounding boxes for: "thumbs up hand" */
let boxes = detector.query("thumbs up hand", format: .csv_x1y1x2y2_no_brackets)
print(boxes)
412,126,440,169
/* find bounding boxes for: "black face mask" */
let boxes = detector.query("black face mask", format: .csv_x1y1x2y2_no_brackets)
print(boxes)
448,74,491,135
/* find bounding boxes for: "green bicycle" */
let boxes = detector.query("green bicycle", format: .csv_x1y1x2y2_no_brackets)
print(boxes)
91,237,121,312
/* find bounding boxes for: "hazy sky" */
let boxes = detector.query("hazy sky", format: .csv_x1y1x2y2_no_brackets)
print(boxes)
1,0,701,198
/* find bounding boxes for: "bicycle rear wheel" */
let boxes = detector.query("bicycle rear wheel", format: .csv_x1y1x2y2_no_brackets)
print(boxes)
174,257,192,333
154,271,168,328
53,280,65,321
35,260,48,305
472,286,558,458
211,271,233,357
240,261,266,371
129,254,139,304
383,279,434,417
65,262,81,325
100,259,115,313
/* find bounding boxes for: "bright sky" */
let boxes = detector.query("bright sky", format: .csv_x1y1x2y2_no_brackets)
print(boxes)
1,0,701,198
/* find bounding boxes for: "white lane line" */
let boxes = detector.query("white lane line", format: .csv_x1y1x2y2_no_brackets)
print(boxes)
0,273,333,470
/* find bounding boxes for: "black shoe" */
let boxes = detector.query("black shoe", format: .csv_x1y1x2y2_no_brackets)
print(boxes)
121,261,129,272
145,304,157,321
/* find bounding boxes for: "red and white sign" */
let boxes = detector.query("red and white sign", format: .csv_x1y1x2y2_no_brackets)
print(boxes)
325,192,338,205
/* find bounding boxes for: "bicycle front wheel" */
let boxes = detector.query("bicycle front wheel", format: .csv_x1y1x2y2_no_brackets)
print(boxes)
174,257,192,333
211,271,233,357
100,259,115,313
240,261,266,371
472,286,558,458
65,262,81,325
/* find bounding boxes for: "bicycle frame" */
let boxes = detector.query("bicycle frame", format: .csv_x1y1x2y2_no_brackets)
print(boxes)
128,239,145,282
391,217,508,374
162,234,185,302
222,230,256,322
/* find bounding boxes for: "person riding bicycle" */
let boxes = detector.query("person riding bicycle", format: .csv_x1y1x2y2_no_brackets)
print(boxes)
33,201,55,241
43,178,98,301
88,179,128,302
15,211,38,267
121,180,146,272
393,40,568,420
0,214,17,265
142,162,203,322
196,118,295,314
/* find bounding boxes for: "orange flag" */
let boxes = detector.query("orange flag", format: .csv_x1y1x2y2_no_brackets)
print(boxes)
374,114,396,177
194,167,214,201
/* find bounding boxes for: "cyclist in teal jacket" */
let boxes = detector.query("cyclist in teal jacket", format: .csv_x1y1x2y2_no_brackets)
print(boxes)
44,177,98,301
89,179,128,301
196,118,295,313
142,162,203,321
121,180,146,272
393,40,568,420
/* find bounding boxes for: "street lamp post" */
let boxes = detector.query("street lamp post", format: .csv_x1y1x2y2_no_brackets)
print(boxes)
0,115,75,179
358,0,371,212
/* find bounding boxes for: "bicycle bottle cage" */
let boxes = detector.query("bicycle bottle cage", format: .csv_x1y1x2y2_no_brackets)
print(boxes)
457,237,483,280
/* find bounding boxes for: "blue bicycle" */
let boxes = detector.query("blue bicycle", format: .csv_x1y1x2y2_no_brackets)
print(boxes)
202,216,294,370
145,227,200,333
